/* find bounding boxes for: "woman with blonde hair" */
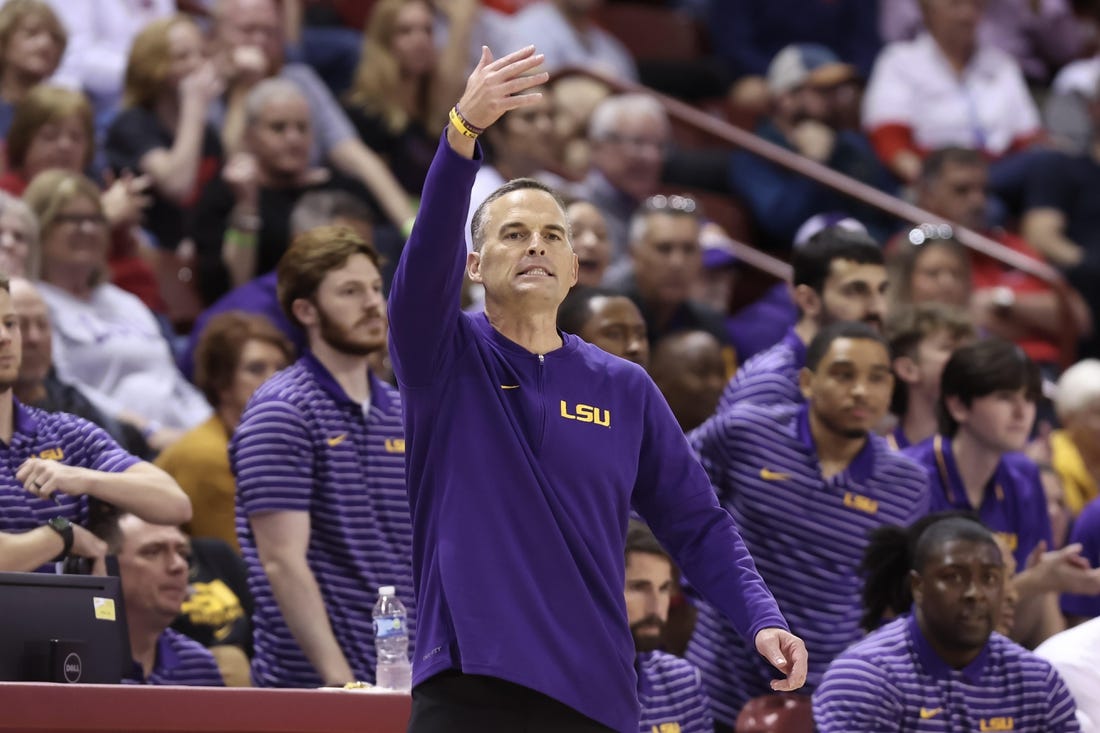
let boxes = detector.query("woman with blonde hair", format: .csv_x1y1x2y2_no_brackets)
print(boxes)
106,14,224,252
24,169,211,448
0,190,38,278
342,0,476,193
0,0,65,137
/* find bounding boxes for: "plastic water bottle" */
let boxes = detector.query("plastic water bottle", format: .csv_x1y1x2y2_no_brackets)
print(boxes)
373,585,412,691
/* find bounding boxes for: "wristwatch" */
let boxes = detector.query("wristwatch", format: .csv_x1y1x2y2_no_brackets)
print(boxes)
46,516,74,562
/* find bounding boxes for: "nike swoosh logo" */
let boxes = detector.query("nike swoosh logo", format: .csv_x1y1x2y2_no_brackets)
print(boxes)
501,384,520,390
327,434,347,447
919,707,943,719
759,467,791,481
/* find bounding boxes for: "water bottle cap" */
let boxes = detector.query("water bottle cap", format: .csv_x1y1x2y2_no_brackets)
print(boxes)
379,585,396,596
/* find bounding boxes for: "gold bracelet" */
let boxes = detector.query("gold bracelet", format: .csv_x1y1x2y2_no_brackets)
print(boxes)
448,106,479,139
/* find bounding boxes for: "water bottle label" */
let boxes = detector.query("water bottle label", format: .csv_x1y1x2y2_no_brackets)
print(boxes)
374,617,404,638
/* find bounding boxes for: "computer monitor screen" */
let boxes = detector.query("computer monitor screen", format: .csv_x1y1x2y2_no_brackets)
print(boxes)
0,571,131,683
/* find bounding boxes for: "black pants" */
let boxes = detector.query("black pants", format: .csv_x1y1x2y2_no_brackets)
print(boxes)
407,671,615,732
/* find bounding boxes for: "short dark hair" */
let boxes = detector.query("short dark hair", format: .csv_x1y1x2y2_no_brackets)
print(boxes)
625,519,670,562
913,516,1000,573
792,226,883,294
937,338,1041,436
920,146,986,186
804,320,889,372
557,286,623,334
470,178,568,252
289,189,376,237
859,510,979,631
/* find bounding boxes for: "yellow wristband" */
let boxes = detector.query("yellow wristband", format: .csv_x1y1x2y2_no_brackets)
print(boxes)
448,106,479,139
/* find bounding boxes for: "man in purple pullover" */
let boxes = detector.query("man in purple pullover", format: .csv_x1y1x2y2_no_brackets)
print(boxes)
387,46,808,733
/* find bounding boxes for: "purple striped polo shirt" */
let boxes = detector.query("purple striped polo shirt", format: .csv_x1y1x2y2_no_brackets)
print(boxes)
717,328,806,412
0,399,140,543
813,614,1080,732
1061,496,1100,618
122,628,225,686
231,353,413,688
637,651,713,733
687,403,930,724
902,437,1053,570
388,133,788,733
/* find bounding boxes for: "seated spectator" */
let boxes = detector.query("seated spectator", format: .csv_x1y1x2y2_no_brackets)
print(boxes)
863,0,1043,187
105,15,224,253
39,0,174,123
550,74,610,181
886,225,972,311
728,44,896,253
180,189,376,379
0,272,191,573
1045,53,1100,154
1049,360,1100,515
10,277,151,458
572,94,670,269
101,513,225,687
718,225,886,411
1,85,160,310
910,147,1091,363
193,78,374,303
885,303,976,450
0,0,64,139
1060,493,1100,624
494,0,637,82
880,0,1090,84
0,190,36,277
650,330,725,433
342,0,474,196
813,516,1079,731
156,312,292,552
903,338,1100,646
463,89,558,251
171,535,255,687
24,169,211,440
566,199,611,287
687,322,929,726
614,195,733,369
556,286,649,368
208,0,414,229
1034,617,1100,730
625,519,713,733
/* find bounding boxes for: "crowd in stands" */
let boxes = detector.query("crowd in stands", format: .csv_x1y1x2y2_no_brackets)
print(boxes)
4,0,1100,730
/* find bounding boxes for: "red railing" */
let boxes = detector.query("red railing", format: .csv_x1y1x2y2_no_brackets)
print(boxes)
557,68,1079,366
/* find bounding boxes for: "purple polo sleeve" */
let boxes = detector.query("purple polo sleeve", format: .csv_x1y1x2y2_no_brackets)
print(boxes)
231,397,314,516
62,417,142,475
812,656,903,732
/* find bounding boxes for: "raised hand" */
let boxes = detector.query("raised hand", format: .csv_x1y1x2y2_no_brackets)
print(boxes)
447,45,548,155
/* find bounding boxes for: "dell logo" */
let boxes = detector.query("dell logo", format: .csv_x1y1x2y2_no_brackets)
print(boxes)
63,653,82,683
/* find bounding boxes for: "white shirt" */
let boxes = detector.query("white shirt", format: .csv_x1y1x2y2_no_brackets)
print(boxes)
464,166,506,253
1034,617,1100,732
1053,56,1100,97
39,281,211,431
862,33,1040,156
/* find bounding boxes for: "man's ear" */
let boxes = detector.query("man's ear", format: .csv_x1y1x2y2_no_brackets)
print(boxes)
799,366,814,401
893,355,920,385
944,394,969,426
291,298,317,329
909,569,923,605
792,284,822,323
467,251,483,284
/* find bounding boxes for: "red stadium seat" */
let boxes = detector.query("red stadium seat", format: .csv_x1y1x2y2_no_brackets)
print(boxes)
735,693,815,733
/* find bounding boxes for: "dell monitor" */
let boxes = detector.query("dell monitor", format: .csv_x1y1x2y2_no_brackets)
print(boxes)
0,571,131,683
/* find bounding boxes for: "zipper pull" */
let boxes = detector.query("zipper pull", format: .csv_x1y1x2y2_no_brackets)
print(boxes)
538,354,545,365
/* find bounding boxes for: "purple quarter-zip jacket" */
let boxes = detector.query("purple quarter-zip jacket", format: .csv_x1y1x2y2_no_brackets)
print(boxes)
388,133,787,733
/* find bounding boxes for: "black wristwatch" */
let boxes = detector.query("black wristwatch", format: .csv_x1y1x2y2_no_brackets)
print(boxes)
46,516,73,562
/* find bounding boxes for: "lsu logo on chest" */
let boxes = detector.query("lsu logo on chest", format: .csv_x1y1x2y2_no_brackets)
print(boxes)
38,447,64,461
559,400,611,428
980,717,1014,731
650,724,681,733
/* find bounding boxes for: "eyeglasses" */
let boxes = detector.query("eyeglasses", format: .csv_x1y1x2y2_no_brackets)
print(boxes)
908,222,954,245
54,213,107,228
599,133,669,154
643,194,698,215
